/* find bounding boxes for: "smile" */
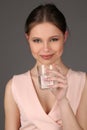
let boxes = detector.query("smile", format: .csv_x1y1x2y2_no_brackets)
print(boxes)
40,54,54,60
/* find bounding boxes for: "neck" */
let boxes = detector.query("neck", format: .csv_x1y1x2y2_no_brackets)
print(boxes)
54,59,69,75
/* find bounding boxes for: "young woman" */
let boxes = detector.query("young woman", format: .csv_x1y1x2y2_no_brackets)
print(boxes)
4,3,87,130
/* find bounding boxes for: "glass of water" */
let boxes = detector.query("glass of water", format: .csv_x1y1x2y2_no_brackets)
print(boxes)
37,64,57,89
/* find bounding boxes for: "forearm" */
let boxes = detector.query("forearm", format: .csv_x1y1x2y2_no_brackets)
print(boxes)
59,98,83,130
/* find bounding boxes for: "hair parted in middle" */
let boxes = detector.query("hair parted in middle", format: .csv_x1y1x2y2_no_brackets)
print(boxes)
25,3,67,35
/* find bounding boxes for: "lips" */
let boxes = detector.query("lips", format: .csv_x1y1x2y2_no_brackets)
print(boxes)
40,54,54,60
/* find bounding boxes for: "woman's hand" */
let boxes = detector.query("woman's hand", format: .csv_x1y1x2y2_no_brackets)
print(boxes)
47,66,68,101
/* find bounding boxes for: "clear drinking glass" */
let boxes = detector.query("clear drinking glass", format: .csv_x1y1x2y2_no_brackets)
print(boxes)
37,64,57,89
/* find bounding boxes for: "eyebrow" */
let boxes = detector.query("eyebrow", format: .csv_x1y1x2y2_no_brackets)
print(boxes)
31,35,60,39
49,35,60,38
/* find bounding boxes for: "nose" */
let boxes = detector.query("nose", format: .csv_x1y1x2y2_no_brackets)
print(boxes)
43,42,50,52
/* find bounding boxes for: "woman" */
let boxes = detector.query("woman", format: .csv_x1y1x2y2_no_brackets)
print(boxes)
4,3,87,130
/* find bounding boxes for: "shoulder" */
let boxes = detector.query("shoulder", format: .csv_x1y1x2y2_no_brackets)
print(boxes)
4,71,30,102
13,71,30,81
10,70,30,88
68,69,86,86
76,72,87,105
5,71,30,92
69,69,86,77
4,79,21,130
4,79,13,98
82,73,87,99
4,79,17,112
69,69,86,82
12,71,31,91
76,73,87,129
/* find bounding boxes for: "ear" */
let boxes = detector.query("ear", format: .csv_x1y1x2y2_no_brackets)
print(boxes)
64,31,68,43
25,33,29,40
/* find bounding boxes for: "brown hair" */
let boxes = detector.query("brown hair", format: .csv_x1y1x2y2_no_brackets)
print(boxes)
25,3,67,34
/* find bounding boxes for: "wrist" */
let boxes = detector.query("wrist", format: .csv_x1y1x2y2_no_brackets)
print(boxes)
58,97,69,106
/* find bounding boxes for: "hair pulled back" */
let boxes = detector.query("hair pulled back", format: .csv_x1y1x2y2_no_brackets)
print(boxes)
25,3,67,34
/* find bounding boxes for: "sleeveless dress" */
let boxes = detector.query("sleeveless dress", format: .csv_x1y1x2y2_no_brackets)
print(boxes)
11,69,86,130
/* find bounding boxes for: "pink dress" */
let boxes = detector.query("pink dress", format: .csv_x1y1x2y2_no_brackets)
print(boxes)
11,69,86,130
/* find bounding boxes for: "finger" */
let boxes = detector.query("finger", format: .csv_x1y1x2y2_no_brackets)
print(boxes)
52,64,63,72
47,70,66,80
49,81,68,89
47,76,67,84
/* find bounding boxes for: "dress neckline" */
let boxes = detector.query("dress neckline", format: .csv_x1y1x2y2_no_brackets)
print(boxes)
27,68,71,115
28,70,58,115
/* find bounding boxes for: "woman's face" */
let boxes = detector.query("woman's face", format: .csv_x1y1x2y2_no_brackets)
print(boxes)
26,22,68,65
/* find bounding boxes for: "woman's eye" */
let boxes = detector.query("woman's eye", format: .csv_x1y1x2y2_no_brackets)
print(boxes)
33,39,41,43
50,38,58,42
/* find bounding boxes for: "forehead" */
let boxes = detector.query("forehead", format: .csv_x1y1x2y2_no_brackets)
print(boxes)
29,22,63,37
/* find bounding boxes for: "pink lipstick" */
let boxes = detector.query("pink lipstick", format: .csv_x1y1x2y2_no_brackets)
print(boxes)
40,54,54,60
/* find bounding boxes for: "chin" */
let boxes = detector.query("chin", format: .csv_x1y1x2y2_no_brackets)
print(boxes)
38,60,56,65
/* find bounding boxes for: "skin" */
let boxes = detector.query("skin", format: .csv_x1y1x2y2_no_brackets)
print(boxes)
4,22,87,130
26,22,68,66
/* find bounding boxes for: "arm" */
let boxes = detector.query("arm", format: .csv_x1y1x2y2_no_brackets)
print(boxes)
4,79,21,130
59,74,87,130
49,67,87,130
76,74,87,129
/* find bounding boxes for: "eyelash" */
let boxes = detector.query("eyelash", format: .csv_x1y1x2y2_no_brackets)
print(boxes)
50,38,59,42
32,38,59,43
33,39,41,43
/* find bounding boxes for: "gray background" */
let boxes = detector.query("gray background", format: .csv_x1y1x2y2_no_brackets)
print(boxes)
0,0,87,129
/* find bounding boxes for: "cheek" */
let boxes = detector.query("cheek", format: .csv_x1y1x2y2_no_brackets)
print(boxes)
30,47,37,53
29,46,38,59
29,44,40,55
29,44,36,52
55,45,64,56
